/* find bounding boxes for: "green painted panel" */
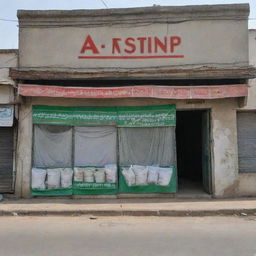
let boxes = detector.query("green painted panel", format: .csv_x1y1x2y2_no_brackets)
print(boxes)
31,188,72,196
32,105,176,127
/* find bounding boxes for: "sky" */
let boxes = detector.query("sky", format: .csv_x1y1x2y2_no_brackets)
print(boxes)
0,0,255,49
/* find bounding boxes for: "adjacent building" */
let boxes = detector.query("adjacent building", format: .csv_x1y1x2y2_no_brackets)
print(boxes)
0,50,18,194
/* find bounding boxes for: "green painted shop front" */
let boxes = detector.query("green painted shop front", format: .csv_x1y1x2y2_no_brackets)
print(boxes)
31,104,178,196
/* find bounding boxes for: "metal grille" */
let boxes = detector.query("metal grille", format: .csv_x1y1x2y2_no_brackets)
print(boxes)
237,112,256,173
0,127,14,192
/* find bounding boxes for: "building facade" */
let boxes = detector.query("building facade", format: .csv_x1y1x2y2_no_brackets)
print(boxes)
0,50,18,194
7,4,256,198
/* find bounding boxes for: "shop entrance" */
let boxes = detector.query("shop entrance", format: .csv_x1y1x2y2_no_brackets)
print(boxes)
176,110,212,196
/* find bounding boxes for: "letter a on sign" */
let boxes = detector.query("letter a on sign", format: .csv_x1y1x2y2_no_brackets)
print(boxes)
80,35,100,54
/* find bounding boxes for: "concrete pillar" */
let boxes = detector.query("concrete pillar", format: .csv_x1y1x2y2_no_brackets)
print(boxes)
211,100,239,197
15,98,32,198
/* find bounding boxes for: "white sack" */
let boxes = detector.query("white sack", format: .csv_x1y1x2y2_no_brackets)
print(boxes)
47,168,61,189
31,168,46,190
158,167,173,186
147,166,159,184
122,167,135,187
94,168,105,183
105,164,117,183
74,168,84,182
133,165,148,186
84,167,96,182
61,168,73,188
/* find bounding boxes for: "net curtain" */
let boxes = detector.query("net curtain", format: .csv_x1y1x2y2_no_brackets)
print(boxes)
33,125,72,167
33,125,175,168
74,126,117,166
118,127,176,166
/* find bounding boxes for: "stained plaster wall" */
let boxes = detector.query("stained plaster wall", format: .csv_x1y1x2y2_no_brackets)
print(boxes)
236,29,256,196
15,97,239,198
0,51,17,103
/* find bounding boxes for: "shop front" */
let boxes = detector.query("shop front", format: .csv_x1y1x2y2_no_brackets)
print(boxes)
31,105,176,196
12,4,255,198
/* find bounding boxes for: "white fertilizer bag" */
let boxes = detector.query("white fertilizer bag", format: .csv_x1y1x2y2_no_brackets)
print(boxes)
47,168,61,189
94,168,106,183
31,168,46,190
133,165,148,186
158,167,173,186
147,166,159,184
61,168,73,188
122,167,135,186
84,167,96,182
74,168,84,182
105,164,117,183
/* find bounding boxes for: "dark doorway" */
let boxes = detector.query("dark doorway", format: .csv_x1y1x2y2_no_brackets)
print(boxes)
176,110,212,196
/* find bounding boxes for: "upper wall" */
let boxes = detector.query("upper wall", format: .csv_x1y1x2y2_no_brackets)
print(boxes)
241,30,256,109
17,4,249,71
249,30,256,67
0,50,18,86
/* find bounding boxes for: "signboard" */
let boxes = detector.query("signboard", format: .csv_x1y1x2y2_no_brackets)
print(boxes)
117,105,176,127
0,106,14,127
18,5,249,70
19,84,249,100
79,35,183,60
32,105,176,127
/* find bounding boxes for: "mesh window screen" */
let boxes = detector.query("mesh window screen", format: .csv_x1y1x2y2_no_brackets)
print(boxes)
33,125,72,167
118,127,176,166
74,126,117,166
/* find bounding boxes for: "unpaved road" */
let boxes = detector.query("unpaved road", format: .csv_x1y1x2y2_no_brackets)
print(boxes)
0,216,256,256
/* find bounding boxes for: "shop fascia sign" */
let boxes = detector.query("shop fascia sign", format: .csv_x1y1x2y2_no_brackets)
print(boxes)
78,34,183,59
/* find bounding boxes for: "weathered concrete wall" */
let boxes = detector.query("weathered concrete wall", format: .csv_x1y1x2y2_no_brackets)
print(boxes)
15,97,239,198
236,29,256,196
0,50,17,104
18,4,249,70
0,85,14,104
0,50,18,86
242,30,256,109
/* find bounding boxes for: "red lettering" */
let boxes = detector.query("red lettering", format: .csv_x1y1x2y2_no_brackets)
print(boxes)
170,36,181,53
80,35,99,54
124,37,136,54
154,37,167,53
137,37,147,54
148,37,152,54
112,38,121,54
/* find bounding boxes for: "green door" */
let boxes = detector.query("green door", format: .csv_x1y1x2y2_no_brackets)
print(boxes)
202,110,212,194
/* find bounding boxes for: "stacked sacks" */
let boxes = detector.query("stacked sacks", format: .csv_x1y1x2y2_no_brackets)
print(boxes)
47,168,61,189
94,168,105,183
122,167,136,186
74,168,84,182
31,167,73,190
122,165,173,187
84,167,95,182
133,165,148,185
147,166,159,184
105,164,117,183
60,168,73,188
31,168,47,190
74,164,117,183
